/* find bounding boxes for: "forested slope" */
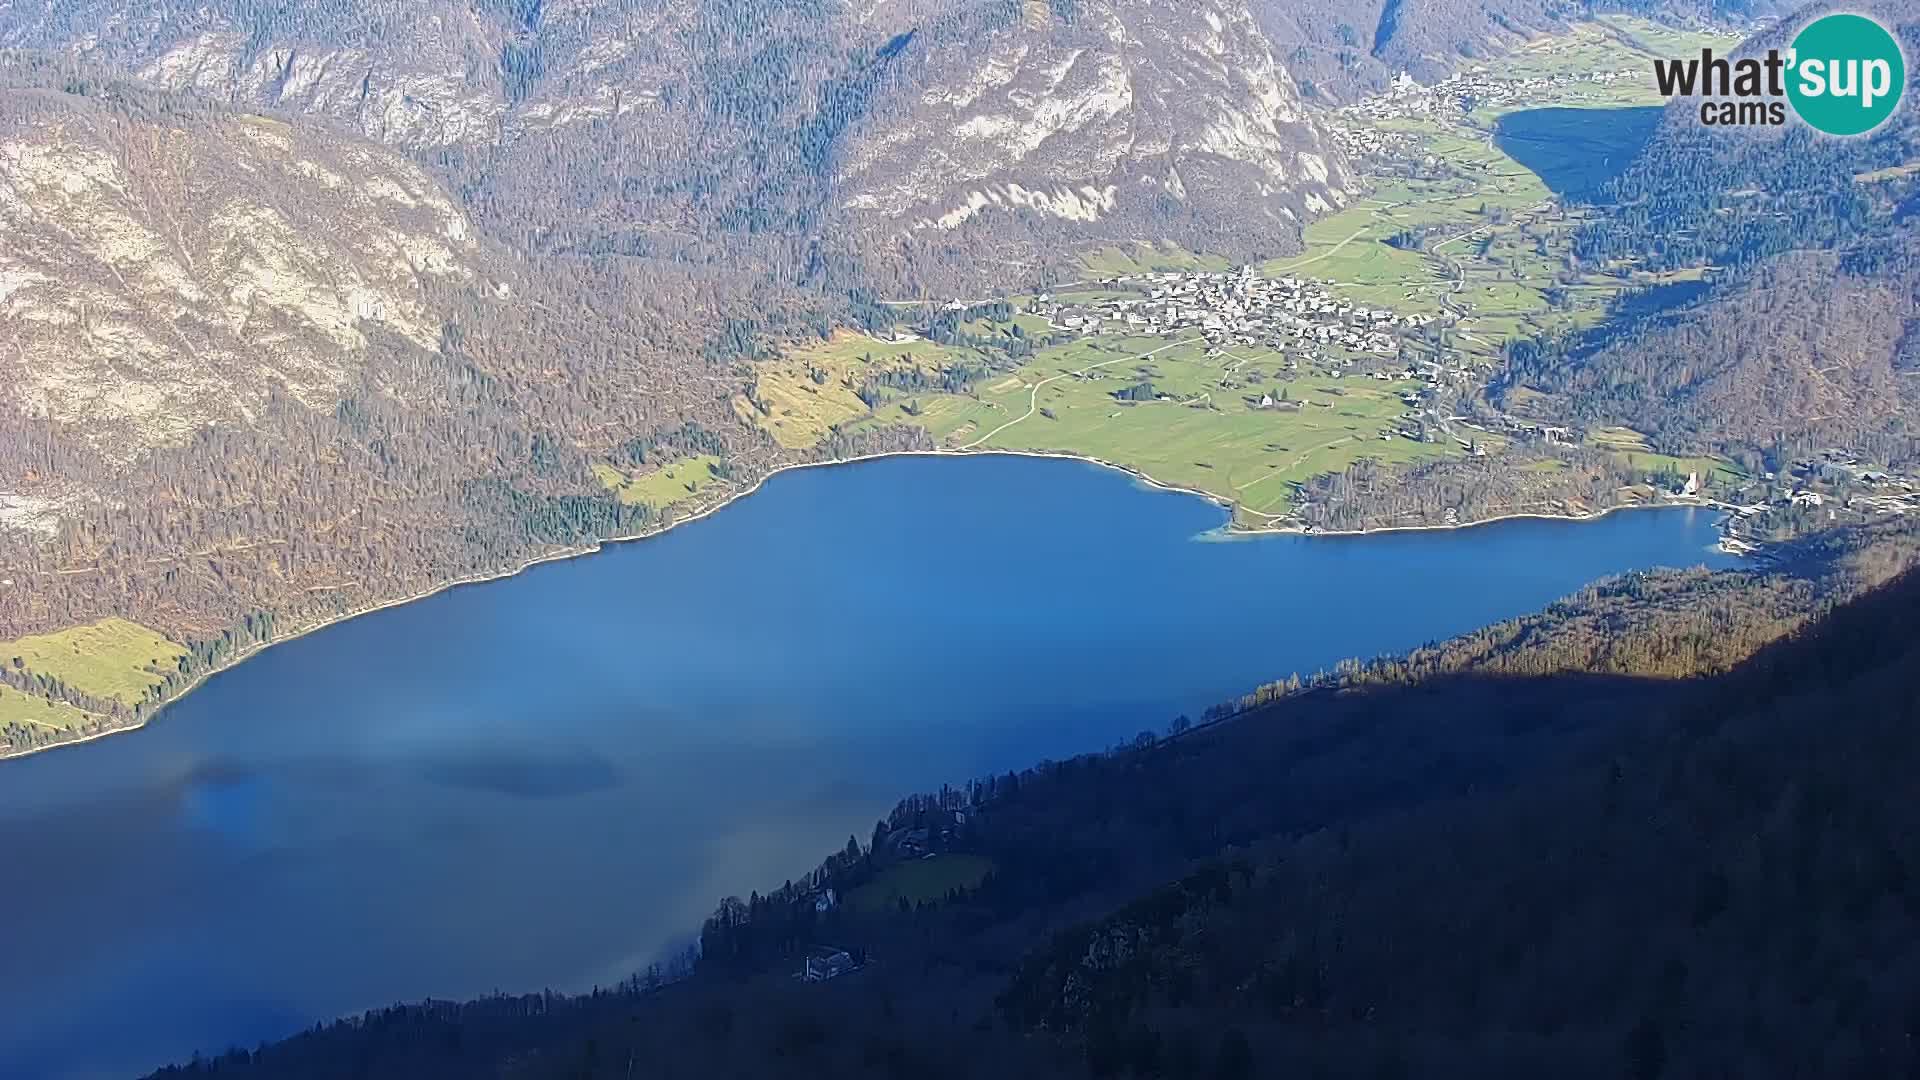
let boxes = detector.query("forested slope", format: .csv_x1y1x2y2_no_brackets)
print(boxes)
1250,0,1793,102
1502,0,1920,464
0,57,788,752
145,521,1920,1079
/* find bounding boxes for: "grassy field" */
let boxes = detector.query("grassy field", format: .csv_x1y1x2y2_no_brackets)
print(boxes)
1590,427,1743,484
850,335,1454,518
1855,161,1920,184
1261,200,1453,311
0,686,103,734
738,331,982,449
747,19,1750,519
1252,118,1595,360
1248,16,1744,361
848,854,996,913
1255,138,1596,362
1,618,187,707
1615,452,1743,484
594,455,724,509
1489,16,1740,94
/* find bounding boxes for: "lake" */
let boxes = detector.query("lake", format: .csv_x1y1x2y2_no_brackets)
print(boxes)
0,454,1734,1078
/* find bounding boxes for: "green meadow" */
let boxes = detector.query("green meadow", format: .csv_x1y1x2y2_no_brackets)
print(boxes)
1488,16,1739,93
737,331,990,449
0,617,187,709
853,335,1453,519
594,455,726,510
1590,427,1744,484
1249,16,1742,362
0,686,103,734
746,18,1749,524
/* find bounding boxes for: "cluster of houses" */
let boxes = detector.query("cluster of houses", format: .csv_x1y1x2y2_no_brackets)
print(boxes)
1033,266,1443,362
1341,66,1641,127
1446,413,1574,447
1718,451,1920,546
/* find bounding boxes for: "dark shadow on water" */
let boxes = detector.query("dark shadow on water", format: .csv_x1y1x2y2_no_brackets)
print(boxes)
1493,106,1664,198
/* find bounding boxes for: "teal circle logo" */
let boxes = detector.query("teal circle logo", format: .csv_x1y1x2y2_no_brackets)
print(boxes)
1787,13,1906,135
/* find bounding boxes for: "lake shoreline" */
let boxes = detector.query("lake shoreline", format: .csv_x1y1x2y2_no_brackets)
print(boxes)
0,447,1722,763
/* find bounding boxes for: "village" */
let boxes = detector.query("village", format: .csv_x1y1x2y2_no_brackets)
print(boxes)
1329,65,1642,156
1709,450,1920,553
1030,266,1445,366
1006,270,1920,553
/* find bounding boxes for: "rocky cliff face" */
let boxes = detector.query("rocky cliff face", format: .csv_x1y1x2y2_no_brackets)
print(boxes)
0,0,512,150
0,62,498,450
837,0,1354,258
2,0,1353,280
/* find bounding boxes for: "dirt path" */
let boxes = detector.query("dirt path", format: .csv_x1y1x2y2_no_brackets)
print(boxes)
1266,226,1372,274
959,337,1202,450
1235,435,1354,493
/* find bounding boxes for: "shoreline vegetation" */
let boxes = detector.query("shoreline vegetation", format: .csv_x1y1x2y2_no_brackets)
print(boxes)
0,18,1777,764
0,446,1731,764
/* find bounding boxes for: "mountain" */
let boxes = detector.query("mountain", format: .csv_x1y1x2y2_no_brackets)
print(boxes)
1248,0,1560,100
0,55,763,731
0,0,1883,753
834,0,1355,273
1248,0,1798,103
0,0,1357,291
0,57,499,451
1501,0,1920,465
140,521,1920,1078
0,0,1474,733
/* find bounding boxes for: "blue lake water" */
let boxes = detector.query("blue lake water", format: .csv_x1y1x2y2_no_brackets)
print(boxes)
0,454,1734,1078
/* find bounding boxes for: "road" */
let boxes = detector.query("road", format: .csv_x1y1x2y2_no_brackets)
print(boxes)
959,337,1203,450
1235,435,1356,494
1265,225,1372,274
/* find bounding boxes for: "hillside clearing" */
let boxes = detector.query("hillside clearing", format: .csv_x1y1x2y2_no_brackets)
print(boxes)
0,618,187,707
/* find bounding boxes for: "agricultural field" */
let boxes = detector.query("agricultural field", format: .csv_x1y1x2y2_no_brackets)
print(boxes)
749,19,1750,525
1260,200,1453,313
1260,102,1697,362
0,617,187,708
1250,124,1630,366
1489,16,1740,94
853,335,1454,520
1255,17,1744,359
594,455,725,510
848,854,995,913
1589,426,1744,484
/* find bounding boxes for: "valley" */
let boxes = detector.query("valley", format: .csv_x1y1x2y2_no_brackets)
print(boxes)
729,17,1759,530
4,2,1920,1075
9,8,1920,759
